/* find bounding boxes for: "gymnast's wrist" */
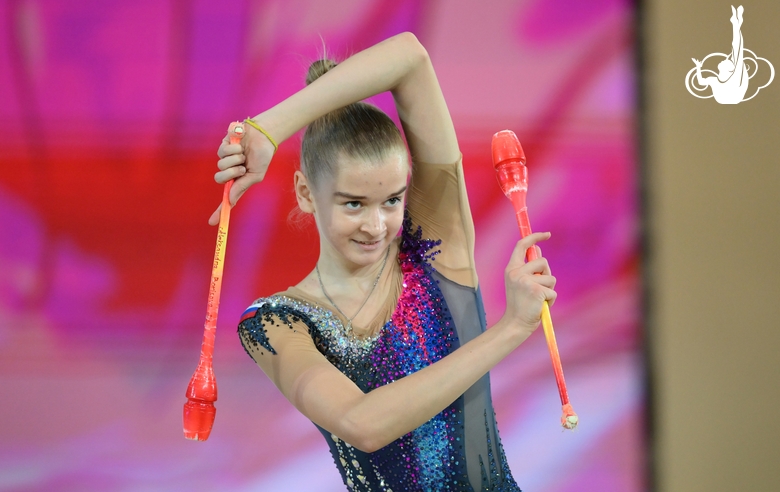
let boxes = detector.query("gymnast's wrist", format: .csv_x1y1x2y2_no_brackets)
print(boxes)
245,113,282,151
493,315,534,347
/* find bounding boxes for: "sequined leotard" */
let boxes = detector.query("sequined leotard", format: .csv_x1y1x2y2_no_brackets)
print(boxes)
238,157,521,492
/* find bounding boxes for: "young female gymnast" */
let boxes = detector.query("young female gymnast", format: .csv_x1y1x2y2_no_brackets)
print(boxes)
213,32,556,492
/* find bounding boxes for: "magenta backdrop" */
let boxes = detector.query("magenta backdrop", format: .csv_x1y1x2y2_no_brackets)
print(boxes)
0,0,643,490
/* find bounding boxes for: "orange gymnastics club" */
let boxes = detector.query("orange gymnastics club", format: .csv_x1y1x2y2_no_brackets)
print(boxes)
492,129,578,430
183,121,244,441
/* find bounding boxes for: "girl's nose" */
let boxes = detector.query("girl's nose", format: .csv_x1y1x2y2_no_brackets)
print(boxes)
361,208,385,236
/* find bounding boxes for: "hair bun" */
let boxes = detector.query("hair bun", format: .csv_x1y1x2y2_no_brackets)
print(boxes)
306,59,338,85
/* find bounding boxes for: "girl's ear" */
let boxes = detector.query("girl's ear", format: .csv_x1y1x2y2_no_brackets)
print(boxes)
294,171,316,214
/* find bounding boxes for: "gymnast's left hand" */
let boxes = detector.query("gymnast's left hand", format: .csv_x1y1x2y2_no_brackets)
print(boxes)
208,121,276,225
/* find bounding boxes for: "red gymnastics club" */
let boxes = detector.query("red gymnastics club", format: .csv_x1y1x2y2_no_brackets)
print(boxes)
492,129,578,430
183,121,244,441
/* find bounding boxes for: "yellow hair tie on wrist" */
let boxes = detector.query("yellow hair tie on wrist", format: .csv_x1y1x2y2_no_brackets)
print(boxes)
244,118,278,153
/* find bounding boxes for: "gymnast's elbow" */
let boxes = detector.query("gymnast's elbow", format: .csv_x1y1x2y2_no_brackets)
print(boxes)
335,412,393,454
391,31,430,67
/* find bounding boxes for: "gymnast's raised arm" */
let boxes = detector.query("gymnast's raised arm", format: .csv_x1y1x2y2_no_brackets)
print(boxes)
209,32,458,226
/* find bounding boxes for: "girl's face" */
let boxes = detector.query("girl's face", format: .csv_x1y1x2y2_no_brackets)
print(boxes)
302,150,409,270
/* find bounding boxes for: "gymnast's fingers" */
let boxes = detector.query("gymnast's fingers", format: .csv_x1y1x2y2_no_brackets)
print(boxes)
217,142,244,160
215,165,247,184
542,285,558,307
208,204,222,226
217,150,246,174
227,176,257,210
523,256,552,277
506,232,551,270
531,273,556,290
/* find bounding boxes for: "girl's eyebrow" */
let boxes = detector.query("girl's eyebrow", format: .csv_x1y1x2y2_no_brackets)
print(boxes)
387,185,407,197
334,191,366,200
334,185,407,200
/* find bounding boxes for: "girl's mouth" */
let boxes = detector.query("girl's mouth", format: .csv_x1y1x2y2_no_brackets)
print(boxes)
353,239,382,250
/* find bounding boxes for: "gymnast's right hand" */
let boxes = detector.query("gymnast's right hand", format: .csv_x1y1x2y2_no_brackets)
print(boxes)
209,120,276,226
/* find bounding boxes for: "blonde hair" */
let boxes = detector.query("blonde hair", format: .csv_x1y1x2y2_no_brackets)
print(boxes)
300,59,408,188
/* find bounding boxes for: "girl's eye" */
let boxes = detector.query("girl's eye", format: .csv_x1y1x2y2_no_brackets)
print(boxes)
345,201,361,210
385,197,402,206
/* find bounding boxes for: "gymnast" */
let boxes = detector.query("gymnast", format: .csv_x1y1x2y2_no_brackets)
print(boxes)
212,32,556,491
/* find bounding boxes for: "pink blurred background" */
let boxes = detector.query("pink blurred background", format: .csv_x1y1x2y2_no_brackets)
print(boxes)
0,0,643,490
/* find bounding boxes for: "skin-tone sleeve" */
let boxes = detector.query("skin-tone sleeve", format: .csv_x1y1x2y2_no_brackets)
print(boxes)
407,155,478,289
239,312,328,395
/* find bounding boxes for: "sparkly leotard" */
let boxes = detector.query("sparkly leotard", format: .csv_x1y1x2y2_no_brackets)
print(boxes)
237,158,522,492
